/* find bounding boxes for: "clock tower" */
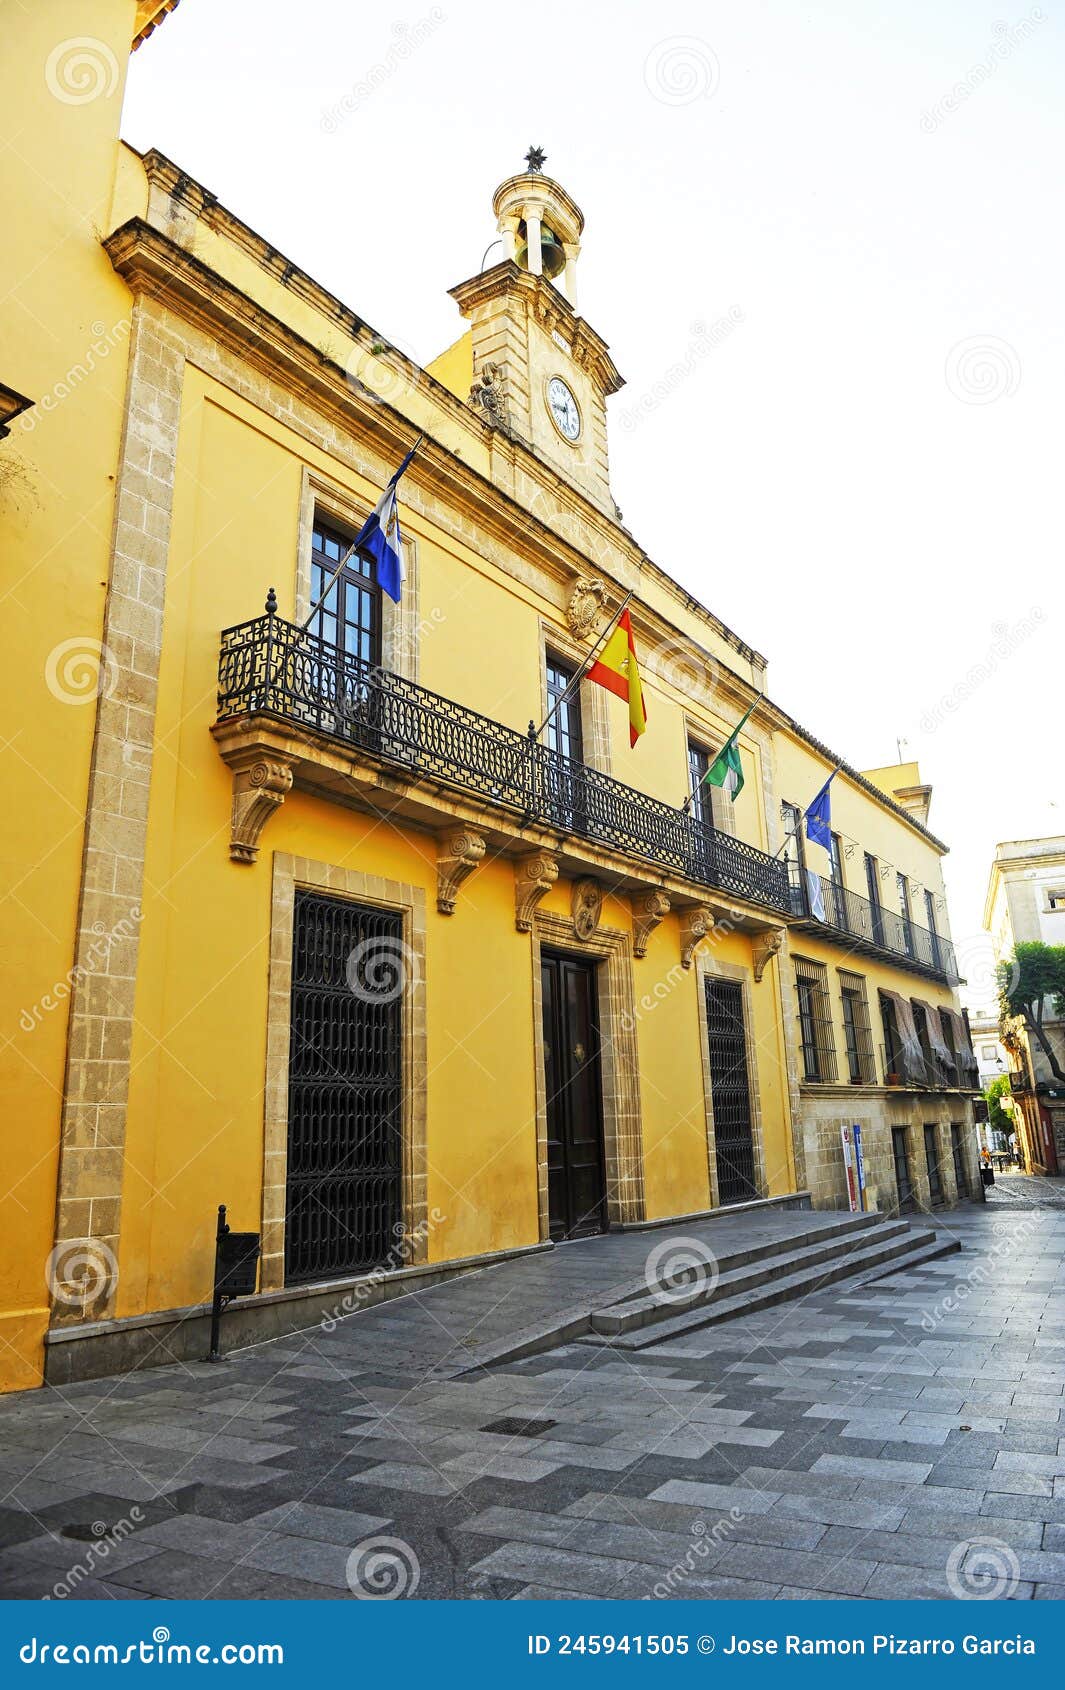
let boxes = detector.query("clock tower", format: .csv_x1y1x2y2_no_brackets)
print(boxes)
449,151,624,515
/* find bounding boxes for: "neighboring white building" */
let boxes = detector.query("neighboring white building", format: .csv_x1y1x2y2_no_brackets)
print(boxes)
983,836,1065,1173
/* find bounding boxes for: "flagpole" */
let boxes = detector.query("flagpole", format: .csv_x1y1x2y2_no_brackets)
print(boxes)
299,435,423,633
528,589,635,744
770,760,843,859
679,693,763,813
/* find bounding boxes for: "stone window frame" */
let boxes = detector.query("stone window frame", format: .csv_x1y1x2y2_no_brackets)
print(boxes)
297,466,421,682
537,618,612,775
528,910,643,1238
683,710,737,836
694,952,769,1206
262,852,428,1293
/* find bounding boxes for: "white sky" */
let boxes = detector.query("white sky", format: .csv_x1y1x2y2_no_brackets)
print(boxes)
123,0,1064,1009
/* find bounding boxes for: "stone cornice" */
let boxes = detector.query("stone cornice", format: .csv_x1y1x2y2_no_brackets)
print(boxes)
449,261,624,397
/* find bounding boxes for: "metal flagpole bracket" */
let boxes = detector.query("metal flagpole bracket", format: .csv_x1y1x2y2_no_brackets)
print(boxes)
205,1204,261,1363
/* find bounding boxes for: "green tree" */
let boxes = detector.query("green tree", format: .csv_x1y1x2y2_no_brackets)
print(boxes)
984,1072,1013,1136
998,941,1065,1087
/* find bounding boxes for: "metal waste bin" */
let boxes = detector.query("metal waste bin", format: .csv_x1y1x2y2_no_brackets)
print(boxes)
980,1165,995,1188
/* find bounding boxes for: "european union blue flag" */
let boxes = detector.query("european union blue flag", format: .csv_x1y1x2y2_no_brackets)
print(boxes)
804,772,836,849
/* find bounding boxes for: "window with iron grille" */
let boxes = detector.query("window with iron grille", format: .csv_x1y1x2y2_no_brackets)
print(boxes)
838,969,875,1084
924,1122,944,1205
794,956,837,1083
950,1122,967,1198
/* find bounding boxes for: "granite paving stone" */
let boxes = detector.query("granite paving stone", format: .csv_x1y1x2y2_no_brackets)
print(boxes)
1,1200,1062,1601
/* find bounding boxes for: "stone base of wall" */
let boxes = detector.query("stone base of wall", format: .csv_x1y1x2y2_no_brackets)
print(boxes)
42,1239,552,1388
798,1089,980,1215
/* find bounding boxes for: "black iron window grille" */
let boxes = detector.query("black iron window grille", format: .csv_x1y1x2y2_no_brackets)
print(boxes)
705,978,760,1205
794,956,837,1083
838,969,876,1085
217,612,794,916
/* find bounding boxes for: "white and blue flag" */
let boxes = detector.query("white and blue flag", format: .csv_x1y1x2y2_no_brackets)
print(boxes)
351,439,420,604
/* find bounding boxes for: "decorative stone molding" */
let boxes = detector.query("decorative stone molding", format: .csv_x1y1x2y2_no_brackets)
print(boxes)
680,905,716,970
571,876,603,941
631,888,671,959
751,927,785,983
565,575,608,641
229,757,295,864
436,828,486,915
515,850,559,932
469,361,511,433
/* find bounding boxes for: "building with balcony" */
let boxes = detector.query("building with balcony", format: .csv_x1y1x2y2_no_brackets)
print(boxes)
0,2,979,1392
984,836,1065,1174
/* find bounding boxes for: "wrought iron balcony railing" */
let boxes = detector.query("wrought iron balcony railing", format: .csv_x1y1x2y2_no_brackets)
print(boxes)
216,613,794,916
791,866,958,983
879,1042,978,1091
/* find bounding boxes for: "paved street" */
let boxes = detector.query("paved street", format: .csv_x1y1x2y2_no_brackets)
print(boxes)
1,1197,1063,1601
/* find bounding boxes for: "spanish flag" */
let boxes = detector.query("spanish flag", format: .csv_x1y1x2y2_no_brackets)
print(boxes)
587,609,647,747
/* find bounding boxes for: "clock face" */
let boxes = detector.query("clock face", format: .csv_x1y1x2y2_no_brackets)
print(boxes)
547,376,581,442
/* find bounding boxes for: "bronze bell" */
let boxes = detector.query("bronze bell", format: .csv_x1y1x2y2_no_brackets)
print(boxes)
515,220,566,279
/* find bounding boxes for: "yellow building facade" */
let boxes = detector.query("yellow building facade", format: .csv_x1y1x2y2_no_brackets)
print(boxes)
1,4,980,1393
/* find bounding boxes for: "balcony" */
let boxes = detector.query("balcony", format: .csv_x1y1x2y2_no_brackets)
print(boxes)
213,612,794,919
792,867,959,984
879,1044,979,1093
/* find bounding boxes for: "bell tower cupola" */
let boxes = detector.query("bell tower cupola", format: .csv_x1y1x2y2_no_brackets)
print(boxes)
449,149,624,515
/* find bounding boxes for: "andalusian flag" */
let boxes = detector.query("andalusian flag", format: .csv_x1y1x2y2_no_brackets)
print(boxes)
587,609,647,747
702,700,756,800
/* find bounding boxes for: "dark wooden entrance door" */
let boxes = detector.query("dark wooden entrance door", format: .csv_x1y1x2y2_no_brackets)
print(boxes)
704,979,759,1205
286,891,402,1284
541,951,607,1240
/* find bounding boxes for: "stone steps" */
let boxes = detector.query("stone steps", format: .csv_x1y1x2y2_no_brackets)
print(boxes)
590,1222,960,1351
454,1210,956,1374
